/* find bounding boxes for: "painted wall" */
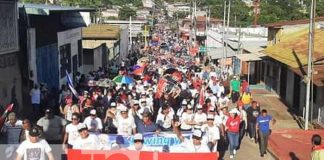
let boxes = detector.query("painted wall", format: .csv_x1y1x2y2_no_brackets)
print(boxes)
0,53,23,113
57,28,82,87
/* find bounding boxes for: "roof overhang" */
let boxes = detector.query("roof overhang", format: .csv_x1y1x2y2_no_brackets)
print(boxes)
236,53,264,62
19,3,96,15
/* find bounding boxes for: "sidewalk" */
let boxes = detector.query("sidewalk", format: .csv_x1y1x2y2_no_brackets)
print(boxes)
251,88,324,160
268,129,324,160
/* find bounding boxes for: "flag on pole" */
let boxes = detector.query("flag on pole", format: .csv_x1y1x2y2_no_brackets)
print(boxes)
198,87,205,106
1,103,13,118
66,70,79,98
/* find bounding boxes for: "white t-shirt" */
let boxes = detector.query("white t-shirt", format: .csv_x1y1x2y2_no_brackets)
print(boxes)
201,124,220,142
73,134,102,150
218,97,229,108
179,138,210,153
114,116,136,136
65,123,83,146
216,86,225,98
180,112,194,130
193,113,207,129
83,116,103,132
214,115,223,127
16,139,52,160
156,112,173,129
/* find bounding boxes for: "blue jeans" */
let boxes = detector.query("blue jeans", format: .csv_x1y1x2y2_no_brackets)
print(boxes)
227,131,239,155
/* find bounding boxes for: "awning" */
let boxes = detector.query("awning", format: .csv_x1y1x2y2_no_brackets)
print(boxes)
236,53,263,61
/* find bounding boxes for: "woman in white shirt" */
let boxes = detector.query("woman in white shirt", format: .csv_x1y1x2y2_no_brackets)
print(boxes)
62,113,83,150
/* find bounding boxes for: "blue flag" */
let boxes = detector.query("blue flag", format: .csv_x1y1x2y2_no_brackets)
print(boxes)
66,70,79,98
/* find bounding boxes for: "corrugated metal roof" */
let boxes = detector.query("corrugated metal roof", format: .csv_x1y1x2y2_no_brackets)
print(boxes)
19,3,95,15
82,24,120,40
264,29,324,68
207,48,236,59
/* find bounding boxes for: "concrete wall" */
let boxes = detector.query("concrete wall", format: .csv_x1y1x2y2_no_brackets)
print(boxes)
0,53,23,113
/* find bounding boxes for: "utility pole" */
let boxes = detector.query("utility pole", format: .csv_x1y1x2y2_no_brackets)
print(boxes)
193,0,197,44
205,7,210,56
129,16,133,54
305,0,316,130
225,0,231,70
222,0,227,72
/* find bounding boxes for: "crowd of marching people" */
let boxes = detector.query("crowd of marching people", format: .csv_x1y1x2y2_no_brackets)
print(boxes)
1,30,279,160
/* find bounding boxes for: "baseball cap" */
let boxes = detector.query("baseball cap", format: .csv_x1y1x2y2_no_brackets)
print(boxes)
29,127,41,137
77,123,88,132
142,108,151,117
45,108,53,114
120,105,128,112
207,114,214,120
90,109,96,115
192,129,203,139
133,100,139,105
181,100,187,105
229,108,240,114
134,133,144,141
110,102,117,107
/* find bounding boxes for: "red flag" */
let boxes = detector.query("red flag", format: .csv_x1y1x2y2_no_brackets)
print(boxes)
155,78,168,99
198,87,205,105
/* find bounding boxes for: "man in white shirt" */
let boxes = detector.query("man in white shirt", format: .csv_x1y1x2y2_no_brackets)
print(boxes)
113,106,136,136
73,123,102,150
83,109,103,133
156,105,174,131
201,114,220,152
193,105,207,129
16,126,54,160
180,104,195,131
2,112,23,144
173,126,210,153
176,100,187,117
127,133,150,151
30,84,41,121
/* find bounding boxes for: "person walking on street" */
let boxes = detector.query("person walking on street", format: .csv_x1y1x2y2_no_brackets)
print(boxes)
16,126,54,160
30,84,41,121
226,108,241,159
246,101,260,142
256,109,276,157
311,134,324,160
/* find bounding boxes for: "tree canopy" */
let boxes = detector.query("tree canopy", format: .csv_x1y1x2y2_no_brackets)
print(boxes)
119,5,137,20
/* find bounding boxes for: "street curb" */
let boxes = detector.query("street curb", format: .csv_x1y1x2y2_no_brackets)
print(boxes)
267,148,279,160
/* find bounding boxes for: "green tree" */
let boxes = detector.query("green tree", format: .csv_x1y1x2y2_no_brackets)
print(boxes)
259,0,307,24
119,5,136,20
